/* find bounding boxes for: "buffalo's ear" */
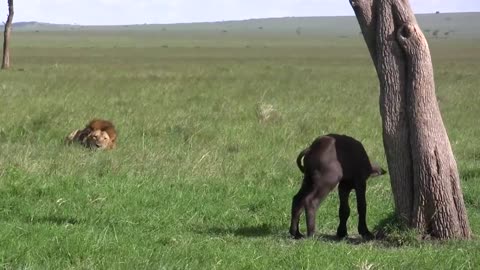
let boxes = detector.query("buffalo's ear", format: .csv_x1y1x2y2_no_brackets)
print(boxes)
370,162,387,177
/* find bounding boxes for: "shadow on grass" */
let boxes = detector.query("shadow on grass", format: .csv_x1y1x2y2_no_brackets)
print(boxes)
317,234,370,245
196,223,276,238
372,213,420,247
295,214,418,246
196,214,419,246
28,215,81,225
199,225,372,244
373,212,402,234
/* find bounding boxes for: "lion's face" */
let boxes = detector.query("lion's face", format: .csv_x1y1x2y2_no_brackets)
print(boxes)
85,129,112,150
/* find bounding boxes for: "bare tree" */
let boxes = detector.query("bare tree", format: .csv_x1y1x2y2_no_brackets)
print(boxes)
349,0,471,239
2,0,14,69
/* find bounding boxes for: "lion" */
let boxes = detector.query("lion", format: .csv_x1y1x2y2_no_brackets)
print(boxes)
65,119,117,150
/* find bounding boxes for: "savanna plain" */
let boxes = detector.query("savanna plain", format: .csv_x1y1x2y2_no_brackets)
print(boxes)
1,13,480,269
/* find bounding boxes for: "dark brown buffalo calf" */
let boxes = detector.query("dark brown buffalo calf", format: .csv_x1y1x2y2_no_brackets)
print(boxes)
289,134,386,240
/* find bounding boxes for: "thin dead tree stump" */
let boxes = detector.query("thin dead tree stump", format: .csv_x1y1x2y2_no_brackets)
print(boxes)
2,0,14,69
350,0,471,239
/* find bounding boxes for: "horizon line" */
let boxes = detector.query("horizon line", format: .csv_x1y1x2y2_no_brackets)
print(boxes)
12,11,480,27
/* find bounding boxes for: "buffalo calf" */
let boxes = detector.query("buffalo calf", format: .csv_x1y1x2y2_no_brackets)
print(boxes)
289,134,386,240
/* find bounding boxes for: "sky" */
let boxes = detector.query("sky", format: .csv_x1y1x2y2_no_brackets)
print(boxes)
3,0,480,25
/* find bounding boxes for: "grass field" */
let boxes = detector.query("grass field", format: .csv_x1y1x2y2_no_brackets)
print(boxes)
1,13,480,269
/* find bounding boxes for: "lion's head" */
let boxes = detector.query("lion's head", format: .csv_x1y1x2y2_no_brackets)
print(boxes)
65,119,117,150
85,129,114,150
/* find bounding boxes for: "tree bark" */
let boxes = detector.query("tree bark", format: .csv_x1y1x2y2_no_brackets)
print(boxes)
2,0,14,69
350,0,471,239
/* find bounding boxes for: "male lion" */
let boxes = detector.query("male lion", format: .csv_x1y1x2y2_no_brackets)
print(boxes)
65,119,117,150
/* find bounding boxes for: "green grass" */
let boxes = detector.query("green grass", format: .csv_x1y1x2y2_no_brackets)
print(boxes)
1,16,480,269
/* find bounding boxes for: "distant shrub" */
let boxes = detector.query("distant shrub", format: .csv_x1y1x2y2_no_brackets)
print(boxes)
296,27,302,36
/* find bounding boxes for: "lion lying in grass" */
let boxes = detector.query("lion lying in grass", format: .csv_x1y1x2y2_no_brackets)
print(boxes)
65,119,117,150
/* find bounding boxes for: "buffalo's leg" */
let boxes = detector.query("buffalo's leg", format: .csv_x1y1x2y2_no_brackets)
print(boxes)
305,174,336,237
289,181,308,239
355,180,373,239
336,183,351,238
305,194,321,237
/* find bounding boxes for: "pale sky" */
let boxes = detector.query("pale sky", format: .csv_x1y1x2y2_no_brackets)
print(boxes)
4,0,480,25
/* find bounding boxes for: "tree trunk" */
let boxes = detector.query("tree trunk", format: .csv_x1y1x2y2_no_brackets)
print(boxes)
349,0,471,239
2,0,14,69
